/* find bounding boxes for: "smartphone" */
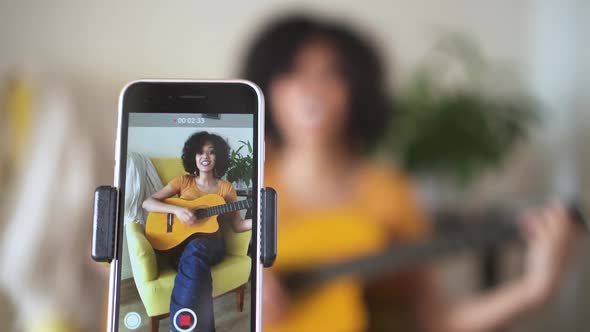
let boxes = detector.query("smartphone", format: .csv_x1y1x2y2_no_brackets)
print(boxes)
107,80,265,332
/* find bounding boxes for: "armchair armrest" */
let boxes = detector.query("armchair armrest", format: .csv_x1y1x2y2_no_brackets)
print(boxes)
125,222,158,282
223,226,252,256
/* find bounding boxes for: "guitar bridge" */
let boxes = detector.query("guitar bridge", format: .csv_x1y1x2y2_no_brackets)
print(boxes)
167,213,173,233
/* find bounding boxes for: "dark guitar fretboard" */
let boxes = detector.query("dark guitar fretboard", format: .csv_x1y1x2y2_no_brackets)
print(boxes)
201,199,252,218
282,202,586,293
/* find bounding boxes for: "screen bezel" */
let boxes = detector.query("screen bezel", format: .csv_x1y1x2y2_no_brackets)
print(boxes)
108,80,264,332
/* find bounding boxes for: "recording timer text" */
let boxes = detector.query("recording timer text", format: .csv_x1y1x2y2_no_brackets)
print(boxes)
174,117,205,125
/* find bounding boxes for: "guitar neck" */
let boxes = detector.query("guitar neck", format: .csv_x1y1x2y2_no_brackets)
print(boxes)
283,202,587,294
202,199,252,217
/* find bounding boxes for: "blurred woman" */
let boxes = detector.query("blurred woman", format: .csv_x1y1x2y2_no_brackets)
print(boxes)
242,15,577,332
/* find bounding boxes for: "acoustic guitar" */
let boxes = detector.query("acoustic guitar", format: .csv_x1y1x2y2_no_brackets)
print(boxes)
145,194,252,250
282,202,587,293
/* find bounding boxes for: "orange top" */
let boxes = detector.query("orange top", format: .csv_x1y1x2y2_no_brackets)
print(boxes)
168,175,237,202
264,162,430,332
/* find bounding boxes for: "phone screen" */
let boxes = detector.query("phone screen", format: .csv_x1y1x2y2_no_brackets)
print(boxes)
113,81,260,332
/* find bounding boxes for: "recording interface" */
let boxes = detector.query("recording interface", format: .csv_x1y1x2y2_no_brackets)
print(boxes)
119,112,254,332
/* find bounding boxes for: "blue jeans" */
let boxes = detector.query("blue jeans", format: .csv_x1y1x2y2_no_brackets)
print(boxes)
169,235,225,332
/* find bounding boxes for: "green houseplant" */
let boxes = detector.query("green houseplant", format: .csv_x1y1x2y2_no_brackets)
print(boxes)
387,35,538,185
226,140,254,189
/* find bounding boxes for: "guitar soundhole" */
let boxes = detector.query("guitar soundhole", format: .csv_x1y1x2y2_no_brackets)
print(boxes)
195,209,207,220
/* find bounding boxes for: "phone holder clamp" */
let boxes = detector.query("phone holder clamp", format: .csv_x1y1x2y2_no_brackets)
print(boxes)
91,186,278,267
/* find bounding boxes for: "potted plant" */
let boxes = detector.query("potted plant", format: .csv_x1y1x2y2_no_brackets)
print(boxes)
382,35,539,210
387,35,537,185
226,140,254,191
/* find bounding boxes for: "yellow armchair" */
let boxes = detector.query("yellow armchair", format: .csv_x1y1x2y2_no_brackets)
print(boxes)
126,158,252,332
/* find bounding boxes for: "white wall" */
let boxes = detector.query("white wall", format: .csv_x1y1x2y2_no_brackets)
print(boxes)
0,0,534,83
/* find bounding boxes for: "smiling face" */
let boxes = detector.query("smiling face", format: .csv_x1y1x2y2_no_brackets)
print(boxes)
269,38,350,149
195,142,216,173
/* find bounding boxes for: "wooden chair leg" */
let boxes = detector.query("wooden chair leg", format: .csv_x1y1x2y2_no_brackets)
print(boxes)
236,285,245,312
149,316,160,332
